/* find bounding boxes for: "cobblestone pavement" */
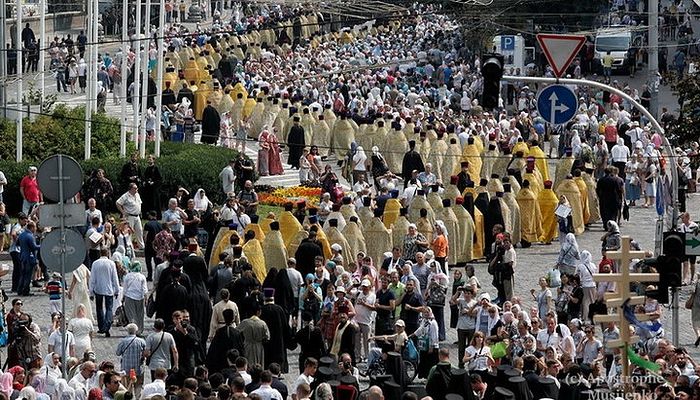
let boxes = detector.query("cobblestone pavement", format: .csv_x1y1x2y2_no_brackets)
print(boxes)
3,191,699,390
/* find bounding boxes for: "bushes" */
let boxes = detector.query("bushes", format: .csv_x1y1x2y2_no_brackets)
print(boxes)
0,106,245,213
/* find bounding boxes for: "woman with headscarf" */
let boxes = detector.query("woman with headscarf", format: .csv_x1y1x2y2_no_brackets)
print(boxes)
122,261,148,335
67,305,94,360
352,146,368,184
193,189,212,213
625,153,643,206
611,137,630,181
29,375,48,400
571,130,582,158
601,221,622,258
0,372,15,400
412,307,440,379
403,224,429,263
38,354,61,399
67,263,93,322
268,128,284,176
576,250,598,322
642,156,658,208
557,233,581,276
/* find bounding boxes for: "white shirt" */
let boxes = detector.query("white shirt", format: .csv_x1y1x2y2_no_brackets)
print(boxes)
575,263,598,288
85,208,103,226
250,384,283,400
0,171,7,193
48,330,75,358
286,268,303,298
536,329,561,351
503,247,516,271
611,145,630,163
68,372,98,400
220,166,235,195
292,374,314,397
116,191,143,216
140,379,166,399
354,291,376,326
122,271,148,300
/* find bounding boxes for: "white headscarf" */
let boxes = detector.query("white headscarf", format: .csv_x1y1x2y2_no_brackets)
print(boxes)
563,233,580,255
435,220,449,239
194,188,211,212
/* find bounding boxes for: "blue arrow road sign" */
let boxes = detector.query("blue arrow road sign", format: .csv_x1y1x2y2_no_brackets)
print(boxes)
536,84,578,125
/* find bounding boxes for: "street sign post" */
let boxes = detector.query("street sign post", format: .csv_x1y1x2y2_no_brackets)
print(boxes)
40,229,85,273
36,155,84,379
686,232,700,256
501,35,515,51
536,84,578,125
536,33,586,78
39,203,87,228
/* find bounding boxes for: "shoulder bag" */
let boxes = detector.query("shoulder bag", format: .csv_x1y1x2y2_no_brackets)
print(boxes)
145,332,165,366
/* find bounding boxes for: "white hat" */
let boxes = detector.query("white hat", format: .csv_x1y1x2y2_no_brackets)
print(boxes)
395,319,405,327
361,279,371,287
478,293,491,302
331,243,342,252
335,286,346,294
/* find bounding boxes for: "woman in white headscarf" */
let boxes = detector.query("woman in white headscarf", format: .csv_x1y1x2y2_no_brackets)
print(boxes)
575,250,598,323
352,146,368,184
557,233,580,275
193,188,212,212
67,264,93,322
571,129,582,157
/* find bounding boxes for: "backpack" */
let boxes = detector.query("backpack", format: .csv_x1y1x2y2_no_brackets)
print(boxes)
428,285,446,306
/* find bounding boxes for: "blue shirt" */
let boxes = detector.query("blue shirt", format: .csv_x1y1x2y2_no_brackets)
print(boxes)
162,209,183,233
89,257,120,296
18,229,39,263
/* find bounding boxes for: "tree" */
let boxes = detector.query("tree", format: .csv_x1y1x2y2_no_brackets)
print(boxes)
668,73,700,146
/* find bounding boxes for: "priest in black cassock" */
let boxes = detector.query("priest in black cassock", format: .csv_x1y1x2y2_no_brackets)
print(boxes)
206,308,244,373
295,230,323,277
162,80,177,108
401,140,424,188
293,312,325,373
456,161,473,193
287,117,305,169
260,288,293,373
201,101,221,145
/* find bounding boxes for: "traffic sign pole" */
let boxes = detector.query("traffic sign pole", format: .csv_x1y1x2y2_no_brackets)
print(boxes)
58,155,67,379
536,84,577,125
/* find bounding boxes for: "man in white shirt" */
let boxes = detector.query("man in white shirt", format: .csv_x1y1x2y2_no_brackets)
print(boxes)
250,371,283,400
140,368,167,399
219,159,235,196
292,358,317,400
68,361,99,400
286,258,303,327
536,316,561,351
502,236,517,301
354,279,376,361
47,317,75,358
85,198,103,227
208,289,240,339
116,183,144,248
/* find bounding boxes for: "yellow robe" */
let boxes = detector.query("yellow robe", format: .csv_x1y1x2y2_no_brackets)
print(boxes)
357,207,374,230
556,179,585,235
582,172,600,224
522,171,543,198
311,224,333,260
516,188,543,243
554,156,575,190
364,217,392,267
462,144,482,183
391,216,411,253
242,239,267,282
574,177,591,225
528,145,550,181
208,228,240,269
243,97,257,120
183,59,200,84
342,221,367,259
279,211,303,247
339,205,363,231
262,230,287,272
474,208,485,260
245,223,266,243
428,139,448,184
326,227,352,263
287,230,309,260
486,179,504,199
383,199,402,229
442,142,462,183
194,82,212,121
512,141,529,157
416,217,434,243
260,217,275,235
332,118,356,153
313,119,331,157
538,188,560,243
443,185,461,204
384,130,408,174
481,148,499,180
436,206,459,262
502,192,521,246
408,196,435,226
452,204,475,263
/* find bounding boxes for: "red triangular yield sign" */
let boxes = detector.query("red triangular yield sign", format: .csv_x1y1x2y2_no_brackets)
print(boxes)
536,34,586,78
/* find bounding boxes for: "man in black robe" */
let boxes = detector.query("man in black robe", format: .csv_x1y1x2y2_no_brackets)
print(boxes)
332,312,357,364
119,153,141,192
206,309,244,373
260,289,293,372
162,80,177,108
201,101,221,144
401,140,425,188
287,117,305,169
484,197,506,258
456,161,473,193
142,155,162,217
227,268,261,313
177,81,195,105
157,269,190,322
293,312,325,373
295,230,323,277
273,266,295,318
596,166,623,228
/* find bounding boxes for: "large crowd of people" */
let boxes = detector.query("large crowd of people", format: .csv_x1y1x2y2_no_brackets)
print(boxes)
3,0,700,399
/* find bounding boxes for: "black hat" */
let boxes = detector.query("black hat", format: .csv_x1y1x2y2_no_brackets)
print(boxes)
329,218,338,227
270,221,280,230
400,207,408,216
373,208,383,218
503,183,512,192
442,199,451,207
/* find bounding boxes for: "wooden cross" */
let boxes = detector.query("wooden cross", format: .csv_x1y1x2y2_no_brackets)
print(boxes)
593,236,659,384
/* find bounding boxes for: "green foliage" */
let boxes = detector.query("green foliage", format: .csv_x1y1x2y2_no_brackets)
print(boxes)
0,104,129,161
22,82,58,112
669,73,700,146
0,104,249,213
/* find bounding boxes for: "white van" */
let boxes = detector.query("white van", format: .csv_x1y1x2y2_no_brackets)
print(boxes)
595,27,633,72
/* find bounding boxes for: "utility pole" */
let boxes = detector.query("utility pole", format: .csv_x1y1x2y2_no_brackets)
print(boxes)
0,0,7,118
649,0,659,119
16,0,22,162
84,0,92,160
